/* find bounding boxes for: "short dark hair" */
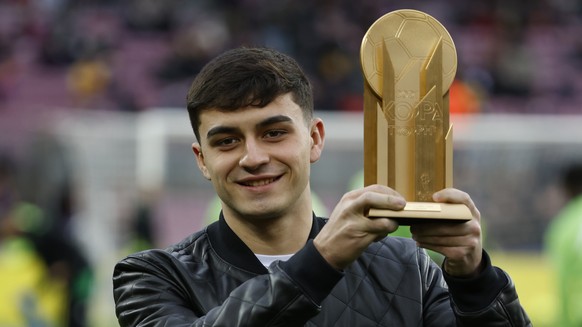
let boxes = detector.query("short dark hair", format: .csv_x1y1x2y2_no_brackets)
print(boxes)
186,47,313,141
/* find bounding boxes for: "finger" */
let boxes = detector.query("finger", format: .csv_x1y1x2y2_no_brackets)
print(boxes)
432,188,471,205
411,222,482,263
366,217,399,235
433,188,480,221
410,221,467,236
357,184,406,211
414,243,476,263
413,229,480,252
415,234,483,275
341,189,405,217
328,186,403,230
411,220,481,240
363,184,402,197
366,218,399,243
412,233,477,248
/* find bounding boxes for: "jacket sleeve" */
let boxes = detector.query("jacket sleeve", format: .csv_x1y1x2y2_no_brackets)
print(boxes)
113,242,343,327
444,251,532,326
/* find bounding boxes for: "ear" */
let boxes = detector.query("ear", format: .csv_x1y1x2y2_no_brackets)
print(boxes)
309,118,325,163
192,143,211,180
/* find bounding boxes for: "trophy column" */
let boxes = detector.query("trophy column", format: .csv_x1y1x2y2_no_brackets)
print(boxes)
360,9,472,224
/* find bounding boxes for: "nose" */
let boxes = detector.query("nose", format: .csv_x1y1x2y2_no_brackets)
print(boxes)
239,140,269,169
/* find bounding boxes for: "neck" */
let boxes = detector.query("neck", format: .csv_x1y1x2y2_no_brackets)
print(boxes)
222,192,314,255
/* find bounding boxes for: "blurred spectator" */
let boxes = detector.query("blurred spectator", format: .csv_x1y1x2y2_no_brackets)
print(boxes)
544,162,582,327
66,52,112,109
569,35,582,71
119,190,158,255
121,0,178,33
38,12,81,67
487,26,535,97
0,152,17,225
0,37,17,104
155,15,231,83
449,78,482,114
0,146,94,327
0,152,66,326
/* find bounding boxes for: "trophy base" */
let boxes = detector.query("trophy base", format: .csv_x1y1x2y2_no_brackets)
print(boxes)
368,202,472,225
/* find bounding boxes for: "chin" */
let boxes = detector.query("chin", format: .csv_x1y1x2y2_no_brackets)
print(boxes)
238,204,288,221
245,209,285,221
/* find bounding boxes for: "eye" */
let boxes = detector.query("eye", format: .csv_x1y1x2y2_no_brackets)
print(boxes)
213,137,240,148
264,130,287,139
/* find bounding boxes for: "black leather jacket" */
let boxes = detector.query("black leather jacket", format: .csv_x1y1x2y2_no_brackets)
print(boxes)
113,215,531,326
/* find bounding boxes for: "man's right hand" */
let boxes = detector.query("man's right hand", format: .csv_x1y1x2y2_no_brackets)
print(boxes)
313,184,404,270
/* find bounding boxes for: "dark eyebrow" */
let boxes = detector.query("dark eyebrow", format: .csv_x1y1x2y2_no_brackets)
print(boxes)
206,115,293,139
256,115,293,129
206,126,239,139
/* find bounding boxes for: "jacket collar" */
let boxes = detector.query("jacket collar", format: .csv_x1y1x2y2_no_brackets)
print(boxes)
206,211,325,275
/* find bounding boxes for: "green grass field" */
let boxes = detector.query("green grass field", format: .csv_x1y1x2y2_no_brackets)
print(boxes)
490,251,558,327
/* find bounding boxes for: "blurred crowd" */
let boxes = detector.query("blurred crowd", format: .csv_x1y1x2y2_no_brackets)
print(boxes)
0,0,581,116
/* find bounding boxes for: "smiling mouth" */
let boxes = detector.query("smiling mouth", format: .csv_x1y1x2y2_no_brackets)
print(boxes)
239,177,280,187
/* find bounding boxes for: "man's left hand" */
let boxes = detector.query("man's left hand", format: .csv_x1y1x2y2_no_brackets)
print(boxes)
410,188,483,277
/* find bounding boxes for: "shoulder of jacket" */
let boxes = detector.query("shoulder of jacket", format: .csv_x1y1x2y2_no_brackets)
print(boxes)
164,228,209,254
118,228,209,266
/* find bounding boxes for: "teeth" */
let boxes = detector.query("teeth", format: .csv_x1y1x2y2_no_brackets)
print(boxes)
243,178,276,187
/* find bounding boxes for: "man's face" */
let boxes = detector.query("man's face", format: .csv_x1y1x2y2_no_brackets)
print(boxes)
193,93,324,221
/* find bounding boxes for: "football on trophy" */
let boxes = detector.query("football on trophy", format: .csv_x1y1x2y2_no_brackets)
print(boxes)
360,9,457,98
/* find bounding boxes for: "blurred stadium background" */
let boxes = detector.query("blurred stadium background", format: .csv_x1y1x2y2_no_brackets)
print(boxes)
1,0,582,326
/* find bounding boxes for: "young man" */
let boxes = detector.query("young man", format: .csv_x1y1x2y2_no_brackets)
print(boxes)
113,47,531,326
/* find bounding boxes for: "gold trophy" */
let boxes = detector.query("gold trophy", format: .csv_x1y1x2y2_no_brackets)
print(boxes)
360,9,472,224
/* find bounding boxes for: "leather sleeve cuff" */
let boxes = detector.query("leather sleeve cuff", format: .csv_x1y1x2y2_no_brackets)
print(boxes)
443,250,509,312
279,240,344,305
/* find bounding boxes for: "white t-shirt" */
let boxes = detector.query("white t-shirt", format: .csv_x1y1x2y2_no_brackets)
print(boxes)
255,253,294,268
